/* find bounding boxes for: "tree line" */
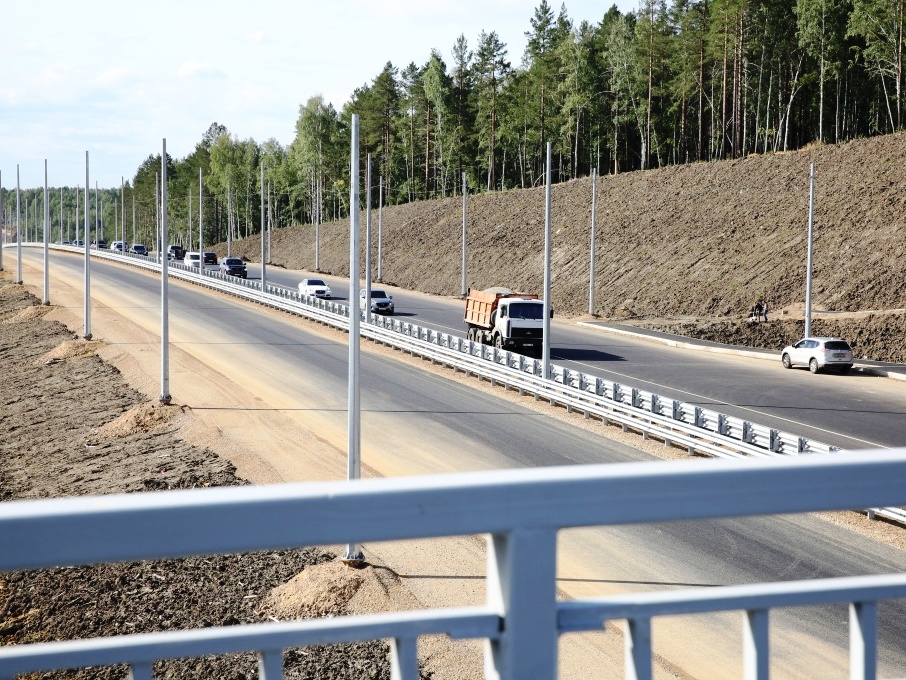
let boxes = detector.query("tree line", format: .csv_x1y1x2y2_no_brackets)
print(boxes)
3,0,904,248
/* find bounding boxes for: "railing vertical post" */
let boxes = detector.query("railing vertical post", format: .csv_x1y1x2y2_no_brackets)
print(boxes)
743,609,769,680
625,617,653,680
258,650,284,680
128,662,153,680
849,601,878,680
484,529,558,680
390,636,419,680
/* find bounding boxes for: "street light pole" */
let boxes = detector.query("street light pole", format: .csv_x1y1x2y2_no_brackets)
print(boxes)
805,162,816,338
83,154,91,339
160,139,171,405
589,168,597,316
345,114,364,565
542,142,553,379
461,172,467,297
43,159,49,305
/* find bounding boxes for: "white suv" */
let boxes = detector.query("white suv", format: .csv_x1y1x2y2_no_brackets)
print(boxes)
781,337,853,374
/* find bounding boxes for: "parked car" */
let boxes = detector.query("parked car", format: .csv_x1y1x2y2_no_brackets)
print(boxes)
202,251,218,265
167,245,185,260
92,240,107,249
219,257,247,278
360,289,394,315
110,241,125,252
184,251,202,267
781,337,853,374
129,244,148,256
298,278,332,299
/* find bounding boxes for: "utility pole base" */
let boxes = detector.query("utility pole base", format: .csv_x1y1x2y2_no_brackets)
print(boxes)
159,394,172,406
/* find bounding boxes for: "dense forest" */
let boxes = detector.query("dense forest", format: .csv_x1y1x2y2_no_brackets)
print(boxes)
3,0,906,249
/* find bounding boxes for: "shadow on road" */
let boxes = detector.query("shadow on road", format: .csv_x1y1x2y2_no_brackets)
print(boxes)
552,346,626,363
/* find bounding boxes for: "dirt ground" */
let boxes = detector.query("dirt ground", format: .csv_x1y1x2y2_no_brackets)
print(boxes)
0,277,427,680
221,132,906,364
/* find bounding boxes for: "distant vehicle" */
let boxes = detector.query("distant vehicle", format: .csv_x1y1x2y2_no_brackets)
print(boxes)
184,251,202,267
219,257,247,278
464,287,546,357
167,245,185,261
110,241,125,252
91,240,107,249
73,239,84,247
360,288,394,315
129,244,148,256
781,337,853,374
202,252,218,265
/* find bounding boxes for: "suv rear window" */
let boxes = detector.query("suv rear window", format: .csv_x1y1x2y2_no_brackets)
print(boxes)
824,341,851,351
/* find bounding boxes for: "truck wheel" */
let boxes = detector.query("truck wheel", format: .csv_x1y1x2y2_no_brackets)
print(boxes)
467,327,475,342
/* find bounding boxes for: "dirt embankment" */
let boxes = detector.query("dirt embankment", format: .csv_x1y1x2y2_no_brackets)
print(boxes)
221,132,906,363
0,279,427,680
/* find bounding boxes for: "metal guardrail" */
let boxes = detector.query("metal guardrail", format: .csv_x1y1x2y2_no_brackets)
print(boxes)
24,244,906,526
2,449,906,679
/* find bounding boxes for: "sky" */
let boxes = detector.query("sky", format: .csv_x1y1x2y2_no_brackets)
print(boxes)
1,0,636,190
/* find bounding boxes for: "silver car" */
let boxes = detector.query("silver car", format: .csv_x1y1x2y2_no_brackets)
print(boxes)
781,337,853,374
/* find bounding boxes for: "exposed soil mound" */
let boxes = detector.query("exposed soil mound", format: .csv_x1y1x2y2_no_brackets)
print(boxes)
36,338,104,365
5,304,49,323
94,401,186,440
219,131,906,361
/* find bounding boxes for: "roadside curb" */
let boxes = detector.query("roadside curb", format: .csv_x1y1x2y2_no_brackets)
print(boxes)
576,321,906,383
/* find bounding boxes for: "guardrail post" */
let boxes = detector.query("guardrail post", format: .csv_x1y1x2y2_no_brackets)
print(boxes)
128,662,153,680
770,429,781,453
625,617,653,680
694,407,704,428
631,388,641,409
742,421,754,444
672,400,682,421
485,529,558,680
613,383,622,403
594,377,603,396
850,601,878,680
798,437,808,454
718,414,728,436
650,394,659,415
743,609,769,680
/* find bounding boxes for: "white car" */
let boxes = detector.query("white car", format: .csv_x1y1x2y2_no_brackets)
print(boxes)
298,278,331,299
781,337,853,374
109,241,125,252
360,289,394,315
184,251,203,267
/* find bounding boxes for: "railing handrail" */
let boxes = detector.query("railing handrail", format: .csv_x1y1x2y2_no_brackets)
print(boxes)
3,449,906,679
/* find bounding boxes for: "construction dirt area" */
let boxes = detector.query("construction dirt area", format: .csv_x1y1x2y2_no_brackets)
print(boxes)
4,131,906,679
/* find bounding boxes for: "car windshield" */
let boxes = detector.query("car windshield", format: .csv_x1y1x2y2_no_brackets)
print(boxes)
370,290,389,299
508,302,543,319
188,254,199,261
224,258,243,265
307,280,326,286
824,340,851,351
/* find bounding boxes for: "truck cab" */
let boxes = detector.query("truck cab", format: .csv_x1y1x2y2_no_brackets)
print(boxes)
464,288,547,358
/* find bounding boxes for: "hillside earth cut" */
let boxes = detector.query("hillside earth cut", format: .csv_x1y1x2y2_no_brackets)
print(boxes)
220,132,906,363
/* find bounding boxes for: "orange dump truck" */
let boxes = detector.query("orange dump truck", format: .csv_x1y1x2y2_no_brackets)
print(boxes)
464,288,546,357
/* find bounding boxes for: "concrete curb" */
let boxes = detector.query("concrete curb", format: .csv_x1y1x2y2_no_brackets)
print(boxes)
576,321,906,383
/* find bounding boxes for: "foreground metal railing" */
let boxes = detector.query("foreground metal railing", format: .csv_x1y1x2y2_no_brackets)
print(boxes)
2,450,906,679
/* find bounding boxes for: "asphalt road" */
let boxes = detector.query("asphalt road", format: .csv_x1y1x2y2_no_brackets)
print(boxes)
252,264,906,450
13,248,906,677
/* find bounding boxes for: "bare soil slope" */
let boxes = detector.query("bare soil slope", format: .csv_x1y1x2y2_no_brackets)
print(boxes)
222,132,906,362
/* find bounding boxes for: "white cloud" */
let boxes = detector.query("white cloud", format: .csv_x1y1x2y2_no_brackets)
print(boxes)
91,68,132,88
177,61,226,80
245,29,266,43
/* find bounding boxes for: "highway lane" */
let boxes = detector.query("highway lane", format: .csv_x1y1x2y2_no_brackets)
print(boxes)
251,264,906,450
15,248,906,677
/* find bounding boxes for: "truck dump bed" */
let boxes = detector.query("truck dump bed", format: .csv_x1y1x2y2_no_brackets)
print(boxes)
464,288,539,329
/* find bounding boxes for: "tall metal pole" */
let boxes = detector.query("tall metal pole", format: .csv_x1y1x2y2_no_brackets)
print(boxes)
59,187,63,244
160,139,171,405
227,183,232,258
542,142,552,379
267,181,272,263
198,168,203,267
132,188,136,246
76,185,80,246
83,153,91,339
120,177,124,249
188,185,193,255
377,175,383,281
260,164,266,289
95,183,99,248
43,159,49,305
805,161,816,339
461,171,467,297
365,154,372,324
155,173,160,260
588,168,597,316
315,176,321,271
345,114,363,564
16,165,22,284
